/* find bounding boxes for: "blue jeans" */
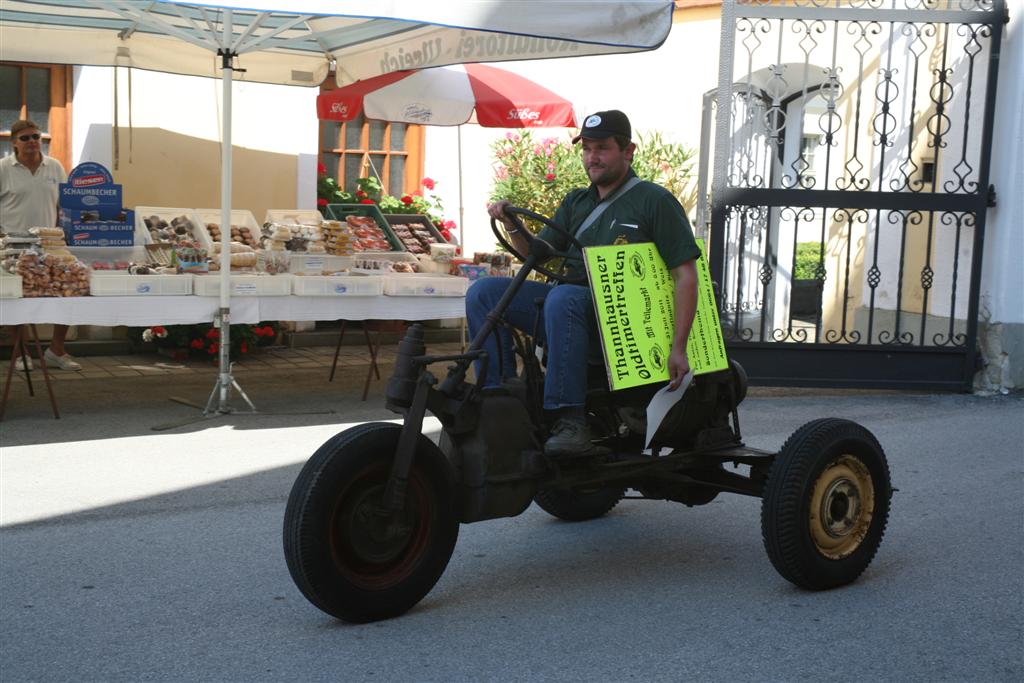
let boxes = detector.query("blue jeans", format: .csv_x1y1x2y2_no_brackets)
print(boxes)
465,277,597,410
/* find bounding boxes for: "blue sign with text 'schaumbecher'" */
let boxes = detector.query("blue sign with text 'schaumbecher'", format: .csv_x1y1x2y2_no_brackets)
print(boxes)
59,162,134,246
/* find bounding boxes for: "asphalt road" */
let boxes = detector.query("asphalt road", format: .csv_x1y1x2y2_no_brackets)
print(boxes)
1,369,1022,682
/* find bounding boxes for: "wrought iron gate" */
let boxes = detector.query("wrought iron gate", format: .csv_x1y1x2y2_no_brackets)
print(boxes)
700,0,1007,390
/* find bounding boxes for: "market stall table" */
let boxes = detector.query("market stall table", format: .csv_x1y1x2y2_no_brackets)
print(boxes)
0,294,467,416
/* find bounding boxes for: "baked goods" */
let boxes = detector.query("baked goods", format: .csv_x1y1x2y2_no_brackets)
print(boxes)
320,220,355,256
207,242,257,271
353,256,419,273
206,222,258,249
390,221,441,254
16,251,90,297
1,234,40,273
260,221,323,253
345,215,392,252
145,214,199,246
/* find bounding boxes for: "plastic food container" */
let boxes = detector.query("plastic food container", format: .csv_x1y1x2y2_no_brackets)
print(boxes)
291,274,385,296
134,206,204,246
0,274,23,299
90,272,193,296
383,214,446,255
194,209,261,253
288,254,353,275
382,273,469,297
263,209,324,226
193,273,293,296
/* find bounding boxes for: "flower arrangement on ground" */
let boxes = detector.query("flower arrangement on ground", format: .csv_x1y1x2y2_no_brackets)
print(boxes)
131,321,280,360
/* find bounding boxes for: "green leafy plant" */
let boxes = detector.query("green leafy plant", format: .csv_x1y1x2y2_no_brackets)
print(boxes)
793,242,822,280
488,129,697,230
317,163,355,211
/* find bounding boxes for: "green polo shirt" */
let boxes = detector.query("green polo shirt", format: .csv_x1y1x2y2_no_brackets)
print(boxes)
538,168,700,281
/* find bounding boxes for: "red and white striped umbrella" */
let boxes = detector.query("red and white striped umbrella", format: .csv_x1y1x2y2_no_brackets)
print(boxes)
317,63,577,128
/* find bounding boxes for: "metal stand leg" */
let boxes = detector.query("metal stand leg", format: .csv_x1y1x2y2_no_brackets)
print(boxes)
155,313,332,432
1,324,59,421
0,326,22,420
362,321,382,401
328,320,347,382
28,325,59,419
202,309,255,416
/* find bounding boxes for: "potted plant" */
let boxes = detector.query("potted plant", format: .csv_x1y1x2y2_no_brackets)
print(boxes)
791,242,823,317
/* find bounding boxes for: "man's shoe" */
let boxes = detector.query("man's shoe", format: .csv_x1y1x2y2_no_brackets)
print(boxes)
544,418,594,458
15,356,33,372
44,349,82,371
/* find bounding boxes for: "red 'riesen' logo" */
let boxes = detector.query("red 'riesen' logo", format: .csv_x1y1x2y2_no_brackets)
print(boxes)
72,175,106,187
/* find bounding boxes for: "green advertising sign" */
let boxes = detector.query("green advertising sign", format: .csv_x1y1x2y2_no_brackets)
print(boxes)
584,240,728,391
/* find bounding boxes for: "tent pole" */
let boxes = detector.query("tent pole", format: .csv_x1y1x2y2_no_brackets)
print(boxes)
457,125,464,240
217,46,232,412
206,9,242,415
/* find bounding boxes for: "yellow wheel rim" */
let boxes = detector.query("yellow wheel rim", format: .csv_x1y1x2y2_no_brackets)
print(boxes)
809,455,875,560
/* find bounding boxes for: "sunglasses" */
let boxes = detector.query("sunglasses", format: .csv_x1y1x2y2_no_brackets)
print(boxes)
17,133,42,142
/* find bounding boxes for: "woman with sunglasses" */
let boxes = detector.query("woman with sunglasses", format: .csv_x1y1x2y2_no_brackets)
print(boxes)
1,118,81,371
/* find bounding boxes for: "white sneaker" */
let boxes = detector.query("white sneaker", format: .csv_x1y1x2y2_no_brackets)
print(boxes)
15,355,33,372
44,349,82,371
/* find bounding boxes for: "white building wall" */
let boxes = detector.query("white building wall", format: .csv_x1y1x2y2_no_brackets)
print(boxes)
982,0,1024,328
70,66,319,214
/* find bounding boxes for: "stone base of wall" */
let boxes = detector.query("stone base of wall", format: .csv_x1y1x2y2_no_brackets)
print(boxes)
975,321,1024,393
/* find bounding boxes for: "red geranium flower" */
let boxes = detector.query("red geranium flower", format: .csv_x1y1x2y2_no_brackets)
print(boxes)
545,173,556,181
421,177,436,190
443,220,457,230
356,190,367,198
208,342,218,355
190,339,204,350
401,195,414,205
317,162,327,175
317,198,328,207
360,198,375,204
206,328,219,340
152,325,166,335
240,342,248,354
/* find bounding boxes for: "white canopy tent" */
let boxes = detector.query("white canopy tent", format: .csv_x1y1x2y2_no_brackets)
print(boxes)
0,0,675,413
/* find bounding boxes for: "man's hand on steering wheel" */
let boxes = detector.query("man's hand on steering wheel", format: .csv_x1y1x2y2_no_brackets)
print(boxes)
488,204,588,285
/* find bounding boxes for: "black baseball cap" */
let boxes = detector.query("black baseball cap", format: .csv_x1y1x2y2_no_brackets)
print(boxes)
571,110,631,144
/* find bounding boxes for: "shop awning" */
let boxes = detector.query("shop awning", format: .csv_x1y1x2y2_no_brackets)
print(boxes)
0,0,674,87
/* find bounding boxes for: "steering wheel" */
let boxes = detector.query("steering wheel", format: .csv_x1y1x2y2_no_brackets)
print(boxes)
490,206,587,285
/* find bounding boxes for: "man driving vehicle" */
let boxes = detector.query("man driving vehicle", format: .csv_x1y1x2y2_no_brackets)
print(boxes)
467,110,700,457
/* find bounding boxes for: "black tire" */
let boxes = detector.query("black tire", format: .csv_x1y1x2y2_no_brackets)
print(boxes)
534,486,625,522
283,422,459,622
761,418,891,590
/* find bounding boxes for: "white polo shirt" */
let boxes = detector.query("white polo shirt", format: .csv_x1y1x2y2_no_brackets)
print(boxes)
0,153,67,235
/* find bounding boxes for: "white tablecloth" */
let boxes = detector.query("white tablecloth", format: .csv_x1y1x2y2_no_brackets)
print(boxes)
0,295,465,326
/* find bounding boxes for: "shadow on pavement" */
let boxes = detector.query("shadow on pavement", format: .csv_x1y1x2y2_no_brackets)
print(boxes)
0,363,408,446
